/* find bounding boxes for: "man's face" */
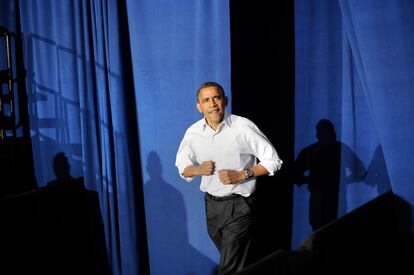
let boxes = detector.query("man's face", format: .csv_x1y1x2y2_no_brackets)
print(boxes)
197,86,227,126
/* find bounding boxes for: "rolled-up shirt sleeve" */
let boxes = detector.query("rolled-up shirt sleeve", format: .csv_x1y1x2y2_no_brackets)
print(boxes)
175,137,197,182
244,122,283,175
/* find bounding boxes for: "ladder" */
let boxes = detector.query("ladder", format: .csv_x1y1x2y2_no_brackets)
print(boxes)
0,26,17,138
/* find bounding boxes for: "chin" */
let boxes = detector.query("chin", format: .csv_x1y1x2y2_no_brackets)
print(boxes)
209,114,222,122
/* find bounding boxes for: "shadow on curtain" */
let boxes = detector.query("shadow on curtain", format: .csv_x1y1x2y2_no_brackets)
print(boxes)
295,0,414,259
126,0,231,274
1,0,149,274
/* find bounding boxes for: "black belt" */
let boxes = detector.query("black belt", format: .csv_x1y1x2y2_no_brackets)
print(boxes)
205,192,242,201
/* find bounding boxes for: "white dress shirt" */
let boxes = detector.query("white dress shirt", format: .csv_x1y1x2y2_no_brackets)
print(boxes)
175,113,283,197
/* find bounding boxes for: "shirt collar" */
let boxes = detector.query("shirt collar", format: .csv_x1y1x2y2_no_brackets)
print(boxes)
200,112,232,131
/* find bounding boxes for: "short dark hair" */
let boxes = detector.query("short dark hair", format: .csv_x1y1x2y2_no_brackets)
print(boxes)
197,82,226,99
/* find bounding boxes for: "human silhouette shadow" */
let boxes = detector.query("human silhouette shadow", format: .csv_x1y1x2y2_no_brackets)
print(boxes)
144,151,216,275
28,151,108,275
293,119,366,231
47,152,84,187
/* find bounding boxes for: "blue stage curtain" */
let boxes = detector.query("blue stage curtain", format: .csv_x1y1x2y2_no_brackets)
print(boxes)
125,1,230,274
3,0,145,274
294,0,414,253
1,0,230,274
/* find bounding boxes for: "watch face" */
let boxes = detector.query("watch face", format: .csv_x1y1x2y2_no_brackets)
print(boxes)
247,169,254,178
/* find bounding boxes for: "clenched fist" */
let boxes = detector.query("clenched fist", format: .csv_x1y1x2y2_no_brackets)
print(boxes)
198,160,215,176
218,169,244,185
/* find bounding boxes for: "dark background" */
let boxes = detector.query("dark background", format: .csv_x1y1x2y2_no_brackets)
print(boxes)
230,0,295,263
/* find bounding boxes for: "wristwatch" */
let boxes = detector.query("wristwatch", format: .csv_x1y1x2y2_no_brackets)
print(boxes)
245,168,254,179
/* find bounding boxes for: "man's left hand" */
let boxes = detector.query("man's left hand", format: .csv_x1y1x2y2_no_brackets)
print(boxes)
218,169,244,185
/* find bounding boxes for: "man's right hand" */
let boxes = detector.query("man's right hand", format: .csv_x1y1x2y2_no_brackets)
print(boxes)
198,160,215,176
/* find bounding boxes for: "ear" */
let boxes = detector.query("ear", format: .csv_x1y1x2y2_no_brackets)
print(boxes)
224,96,228,106
196,101,203,113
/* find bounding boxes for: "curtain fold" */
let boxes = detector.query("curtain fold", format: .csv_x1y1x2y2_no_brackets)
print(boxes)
295,0,414,255
14,0,147,274
337,0,414,197
338,0,414,256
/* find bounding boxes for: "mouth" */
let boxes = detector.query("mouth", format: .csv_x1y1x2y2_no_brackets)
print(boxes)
209,108,221,114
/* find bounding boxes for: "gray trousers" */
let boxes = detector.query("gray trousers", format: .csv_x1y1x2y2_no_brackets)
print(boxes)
204,193,256,275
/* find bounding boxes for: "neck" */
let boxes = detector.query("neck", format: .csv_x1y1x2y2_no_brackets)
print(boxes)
208,121,220,131
205,114,224,131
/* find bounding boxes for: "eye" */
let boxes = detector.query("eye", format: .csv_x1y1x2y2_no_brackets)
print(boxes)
201,98,209,104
